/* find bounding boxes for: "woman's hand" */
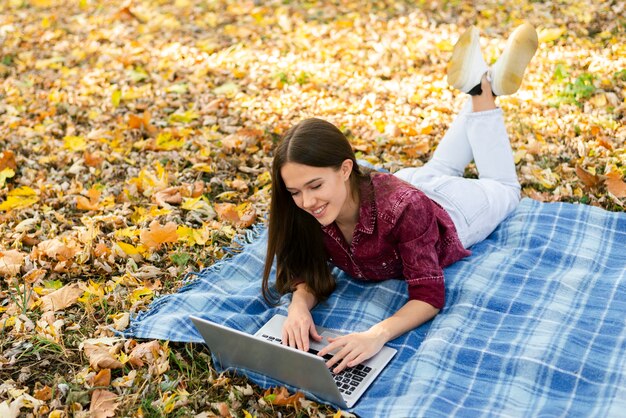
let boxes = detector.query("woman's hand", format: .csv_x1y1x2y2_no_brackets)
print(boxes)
317,329,386,374
282,301,322,352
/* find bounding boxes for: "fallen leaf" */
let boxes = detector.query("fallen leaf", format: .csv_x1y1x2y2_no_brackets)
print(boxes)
84,151,105,167
0,168,15,187
83,343,124,370
605,171,626,198
575,165,601,188
214,202,256,227
127,340,161,368
40,283,84,312
64,135,87,152
0,150,17,171
0,250,25,276
0,186,39,211
93,368,112,387
153,186,182,208
34,239,80,261
140,220,179,249
89,389,119,418
34,386,52,401
263,387,304,407
76,188,102,211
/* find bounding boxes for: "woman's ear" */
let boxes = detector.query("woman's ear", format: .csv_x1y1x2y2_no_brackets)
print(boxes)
340,159,354,180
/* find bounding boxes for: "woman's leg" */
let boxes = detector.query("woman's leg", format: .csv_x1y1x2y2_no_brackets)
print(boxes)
394,98,474,183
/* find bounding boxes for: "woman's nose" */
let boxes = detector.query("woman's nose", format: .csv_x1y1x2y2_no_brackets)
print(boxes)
302,190,315,209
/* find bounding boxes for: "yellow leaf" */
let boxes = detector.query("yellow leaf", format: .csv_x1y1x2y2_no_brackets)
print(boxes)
64,135,87,152
112,90,122,107
155,132,185,151
243,410,253,418
191,163,213,173
129,287,154,305
0,168,15,187
257,171,271,186
435,39,453,52
117,242,141,255
0,186,39,211
168,109,199,124
538,27,565,43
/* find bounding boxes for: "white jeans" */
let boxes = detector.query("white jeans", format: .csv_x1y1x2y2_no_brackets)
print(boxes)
395,99,520,248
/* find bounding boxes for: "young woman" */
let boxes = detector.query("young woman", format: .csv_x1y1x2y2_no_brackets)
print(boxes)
262,23,538,374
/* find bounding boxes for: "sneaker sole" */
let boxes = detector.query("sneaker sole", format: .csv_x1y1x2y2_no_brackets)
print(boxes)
447,27,480,92
492,23,538,95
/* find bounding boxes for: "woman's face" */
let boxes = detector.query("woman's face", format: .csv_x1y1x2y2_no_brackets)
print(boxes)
280,160,354,226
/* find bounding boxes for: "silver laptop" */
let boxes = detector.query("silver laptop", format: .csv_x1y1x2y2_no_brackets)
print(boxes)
190,313,397,408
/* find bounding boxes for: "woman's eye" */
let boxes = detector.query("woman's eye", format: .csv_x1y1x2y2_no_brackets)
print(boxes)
311,184,321,190
289,191,299,196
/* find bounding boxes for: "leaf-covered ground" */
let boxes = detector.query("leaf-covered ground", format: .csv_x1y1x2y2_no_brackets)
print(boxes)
0,0,624,416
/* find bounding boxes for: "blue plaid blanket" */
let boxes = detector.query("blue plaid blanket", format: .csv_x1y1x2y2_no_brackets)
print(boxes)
124,198,626,417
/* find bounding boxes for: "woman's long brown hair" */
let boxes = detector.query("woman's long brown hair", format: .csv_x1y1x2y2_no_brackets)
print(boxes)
262,118,369,305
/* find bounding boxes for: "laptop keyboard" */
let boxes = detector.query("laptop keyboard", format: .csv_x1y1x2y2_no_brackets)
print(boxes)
260,334,373,396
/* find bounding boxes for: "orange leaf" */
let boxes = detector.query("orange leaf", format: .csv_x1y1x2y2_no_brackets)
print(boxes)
34,385,53,401
605,171,626,198
139,220,178,249
76,188,101,211
214,203,256,227
89,389,119,418
575,165,600,188
0,150,17,171
84,151,105,167
93,368,112,387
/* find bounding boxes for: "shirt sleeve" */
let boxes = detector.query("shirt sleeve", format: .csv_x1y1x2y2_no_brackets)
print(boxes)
393,192,446,309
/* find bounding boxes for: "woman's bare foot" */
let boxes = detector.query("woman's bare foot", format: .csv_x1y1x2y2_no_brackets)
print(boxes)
471,74,496,112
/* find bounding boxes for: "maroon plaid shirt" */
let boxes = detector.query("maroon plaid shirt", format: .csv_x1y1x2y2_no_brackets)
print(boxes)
321,173,470,309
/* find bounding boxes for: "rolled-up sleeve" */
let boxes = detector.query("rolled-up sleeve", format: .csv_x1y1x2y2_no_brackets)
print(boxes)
394,195,445,309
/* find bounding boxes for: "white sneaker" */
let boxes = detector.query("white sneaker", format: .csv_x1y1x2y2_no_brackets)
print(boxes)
490,22,538,96
447,26,488,93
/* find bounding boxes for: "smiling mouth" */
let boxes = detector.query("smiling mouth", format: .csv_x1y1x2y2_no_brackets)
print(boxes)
312,204,327,216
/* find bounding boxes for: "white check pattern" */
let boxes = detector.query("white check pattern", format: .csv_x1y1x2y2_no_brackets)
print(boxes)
125,199,626,417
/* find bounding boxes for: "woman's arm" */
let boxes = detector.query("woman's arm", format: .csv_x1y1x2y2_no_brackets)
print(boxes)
318,299,439,373
281,282,323,351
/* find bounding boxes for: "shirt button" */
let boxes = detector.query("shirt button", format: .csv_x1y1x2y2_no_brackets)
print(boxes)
382,262,386,266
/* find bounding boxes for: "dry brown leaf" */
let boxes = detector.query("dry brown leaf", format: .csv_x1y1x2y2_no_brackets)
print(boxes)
575,165,601,188
214,402,231,417
605,171,626,198
0,249,25,276
89,389,119,418
83,343,124,371
34,239,80,261
127,340,161,368
263,387,304,407
40,283,84,312
139,220,179,249
153,187,182,208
